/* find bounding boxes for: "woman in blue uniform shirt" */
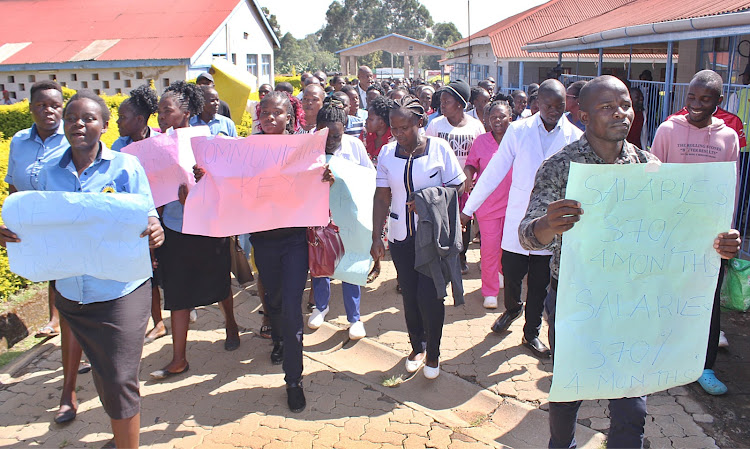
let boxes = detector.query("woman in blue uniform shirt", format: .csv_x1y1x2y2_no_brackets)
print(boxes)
1,90,164,448
3,80,88,424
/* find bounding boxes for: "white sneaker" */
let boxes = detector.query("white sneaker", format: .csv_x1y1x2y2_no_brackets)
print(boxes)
405,353,425,373
348,320,366,340
189,308,198,323
424,362,440,379
719,330,729,348
483,296,498,309
498,273,504,289
307,306,329,329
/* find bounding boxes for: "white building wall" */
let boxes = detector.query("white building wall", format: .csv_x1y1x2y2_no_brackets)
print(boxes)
0,65,187,101
191,1,275,88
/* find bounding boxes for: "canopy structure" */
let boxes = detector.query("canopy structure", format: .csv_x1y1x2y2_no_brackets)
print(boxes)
336,33,445,79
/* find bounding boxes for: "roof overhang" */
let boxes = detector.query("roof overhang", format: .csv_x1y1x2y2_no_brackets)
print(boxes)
523,10,750,53
336,34,445,57
0,58,189,72
446,36,492,51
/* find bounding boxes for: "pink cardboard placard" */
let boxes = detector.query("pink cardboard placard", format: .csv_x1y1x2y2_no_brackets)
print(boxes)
181,131,330,237
122,126,211,207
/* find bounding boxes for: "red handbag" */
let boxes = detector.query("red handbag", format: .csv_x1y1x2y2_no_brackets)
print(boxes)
307,219,345,278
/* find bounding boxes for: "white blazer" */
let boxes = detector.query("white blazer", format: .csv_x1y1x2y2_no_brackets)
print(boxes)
463,113,583,255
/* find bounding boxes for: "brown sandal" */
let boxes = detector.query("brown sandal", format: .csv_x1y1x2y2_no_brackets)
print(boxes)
367,266,380,283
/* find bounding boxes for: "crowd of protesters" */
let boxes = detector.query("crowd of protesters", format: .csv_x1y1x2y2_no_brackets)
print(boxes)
0,62,743,448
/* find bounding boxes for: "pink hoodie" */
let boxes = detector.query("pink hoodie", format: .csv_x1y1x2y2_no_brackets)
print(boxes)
651,115,739,164
651,114,740,215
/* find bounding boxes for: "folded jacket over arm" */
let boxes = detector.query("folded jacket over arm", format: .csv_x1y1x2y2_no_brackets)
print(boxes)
410,186,465,305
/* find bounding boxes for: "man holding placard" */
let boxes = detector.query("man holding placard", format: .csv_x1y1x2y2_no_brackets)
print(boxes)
518,76,741,448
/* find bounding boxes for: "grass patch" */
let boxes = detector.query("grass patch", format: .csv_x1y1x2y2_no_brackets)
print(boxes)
381,374,405,387
468,413,490,427
0,333,45,369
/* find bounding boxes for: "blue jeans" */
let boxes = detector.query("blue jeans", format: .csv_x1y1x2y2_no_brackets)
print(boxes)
251,229,308,386
238,233,252,259
545,285,648,449
311,277,361,323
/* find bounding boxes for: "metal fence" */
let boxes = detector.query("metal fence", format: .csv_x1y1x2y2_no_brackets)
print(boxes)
559,74,750,257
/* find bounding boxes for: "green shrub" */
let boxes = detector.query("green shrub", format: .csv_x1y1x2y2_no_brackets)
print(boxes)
62,86,76,101
0,102,34,140
0,137,33,301
274,76,302,95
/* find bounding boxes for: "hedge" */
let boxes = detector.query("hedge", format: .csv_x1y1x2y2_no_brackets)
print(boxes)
274,76,302,95
0,137,33,300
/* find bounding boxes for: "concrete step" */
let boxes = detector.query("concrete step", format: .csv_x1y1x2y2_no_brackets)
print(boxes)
304,321,606,449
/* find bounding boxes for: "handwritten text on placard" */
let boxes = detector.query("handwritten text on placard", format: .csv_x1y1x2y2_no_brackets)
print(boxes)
2,191,152,282
122,126,210,207
181,132,330,237
549,162,735,402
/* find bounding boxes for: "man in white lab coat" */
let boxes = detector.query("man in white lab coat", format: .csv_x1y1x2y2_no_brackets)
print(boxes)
461,79,583,358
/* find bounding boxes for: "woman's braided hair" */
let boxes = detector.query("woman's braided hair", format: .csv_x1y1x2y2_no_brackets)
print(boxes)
487,92,514,115
368,95,392,127
316,95,348,126
389,95,428,127
125,84,158,120
162,81,203,117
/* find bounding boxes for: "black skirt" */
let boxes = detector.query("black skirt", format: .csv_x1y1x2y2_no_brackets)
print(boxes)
157,226,231,311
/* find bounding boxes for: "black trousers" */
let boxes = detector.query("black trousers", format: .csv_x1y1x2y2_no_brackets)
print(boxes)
501,250,551,340
460,220,471,262
545,286,647,449
251,229,309,386
705,259,727,369
390,236,445,361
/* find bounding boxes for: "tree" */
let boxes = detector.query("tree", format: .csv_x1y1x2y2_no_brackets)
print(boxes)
265,6,339,75
423,21,463,70
261,7,281,41
430,22,462,48
317,0,434,55
275,32,340,75
384,0,433,41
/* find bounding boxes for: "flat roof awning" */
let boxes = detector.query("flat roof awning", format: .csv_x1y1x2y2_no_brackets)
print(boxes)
522,3,750,53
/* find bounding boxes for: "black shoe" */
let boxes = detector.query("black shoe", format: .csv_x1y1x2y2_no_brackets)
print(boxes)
460,262,469,275
491,310,522,333
287,384,306,413
271,341,284,365
522,336,551,358
54,406,77,424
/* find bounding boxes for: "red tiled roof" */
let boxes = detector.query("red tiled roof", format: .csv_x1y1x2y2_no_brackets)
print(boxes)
531,0,750,44
0,0,261,65
449,0,636,58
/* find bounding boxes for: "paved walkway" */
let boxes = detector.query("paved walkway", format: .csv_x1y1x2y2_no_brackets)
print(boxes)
0,246,722,448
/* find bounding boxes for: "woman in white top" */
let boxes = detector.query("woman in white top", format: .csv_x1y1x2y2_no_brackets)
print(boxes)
371,96,466,379
309,97,374,339
426,80,485,274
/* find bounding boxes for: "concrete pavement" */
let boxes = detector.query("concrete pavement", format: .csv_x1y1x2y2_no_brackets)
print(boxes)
0,245,721,448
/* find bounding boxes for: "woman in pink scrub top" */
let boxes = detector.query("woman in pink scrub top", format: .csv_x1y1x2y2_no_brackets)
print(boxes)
463,95,514,309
